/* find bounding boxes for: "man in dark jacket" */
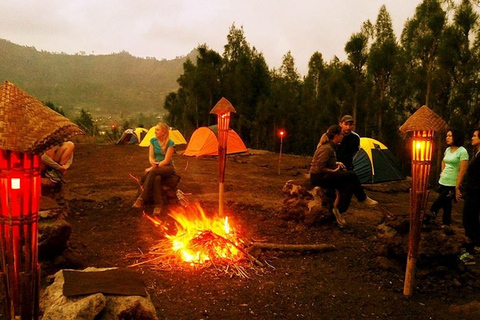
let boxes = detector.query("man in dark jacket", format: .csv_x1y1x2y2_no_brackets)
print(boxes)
463,128,480,254
336,115,361,171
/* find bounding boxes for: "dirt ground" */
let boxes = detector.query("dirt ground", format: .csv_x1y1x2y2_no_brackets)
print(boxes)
44,143,480,319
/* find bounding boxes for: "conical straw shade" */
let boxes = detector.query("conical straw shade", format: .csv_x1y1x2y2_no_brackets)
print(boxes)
210,97,236,115
399,105,448,133
0,81,84,154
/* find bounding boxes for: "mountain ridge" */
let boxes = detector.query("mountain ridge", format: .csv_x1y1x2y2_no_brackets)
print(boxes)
0,38,195,119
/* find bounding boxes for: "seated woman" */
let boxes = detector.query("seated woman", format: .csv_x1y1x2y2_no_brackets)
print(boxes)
309,125,376,228
41,141,75,183
132,122,175,216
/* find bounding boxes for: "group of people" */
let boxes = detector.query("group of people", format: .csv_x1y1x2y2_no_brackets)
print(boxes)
309,115,378,228
309,114,480,256
426,128,480,255
41,117,480,252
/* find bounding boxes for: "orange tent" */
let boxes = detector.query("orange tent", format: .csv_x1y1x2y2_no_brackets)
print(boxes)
183,126,248,157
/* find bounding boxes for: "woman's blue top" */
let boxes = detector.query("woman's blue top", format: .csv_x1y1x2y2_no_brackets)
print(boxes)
151,138,174,163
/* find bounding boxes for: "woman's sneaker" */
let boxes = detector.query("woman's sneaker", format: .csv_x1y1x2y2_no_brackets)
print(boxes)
45,168,65,183
332,207,346,228
363,196,378,206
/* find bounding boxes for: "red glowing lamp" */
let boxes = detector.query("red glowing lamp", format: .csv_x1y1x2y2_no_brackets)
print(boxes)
399,106,447,297
278,129,286,138
0,81,83,319
210,97,236,215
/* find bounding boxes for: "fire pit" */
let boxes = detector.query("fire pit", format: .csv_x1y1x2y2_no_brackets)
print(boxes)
128,203,261,278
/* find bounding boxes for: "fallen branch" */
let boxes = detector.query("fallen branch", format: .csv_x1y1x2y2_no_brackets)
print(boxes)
251,242,335,252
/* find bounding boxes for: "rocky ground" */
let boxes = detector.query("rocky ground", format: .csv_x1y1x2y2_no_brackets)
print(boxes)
39,143,480,319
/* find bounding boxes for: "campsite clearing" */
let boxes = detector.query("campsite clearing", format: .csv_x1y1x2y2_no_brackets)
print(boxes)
49,143,480,320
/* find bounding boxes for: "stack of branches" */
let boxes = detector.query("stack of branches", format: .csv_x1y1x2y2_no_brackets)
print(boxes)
127,229,264,278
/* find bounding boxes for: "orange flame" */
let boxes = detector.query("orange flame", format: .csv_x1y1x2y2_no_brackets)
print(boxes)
159,203,244,265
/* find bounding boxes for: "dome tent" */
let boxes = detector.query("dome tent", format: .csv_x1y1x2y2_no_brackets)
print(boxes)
183,125,247,157
353,137,405,184
116,127,147,145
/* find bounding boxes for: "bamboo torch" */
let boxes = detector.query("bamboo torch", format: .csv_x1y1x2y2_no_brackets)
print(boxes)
399,106,447,297
0,81,83,319
210,98,236,216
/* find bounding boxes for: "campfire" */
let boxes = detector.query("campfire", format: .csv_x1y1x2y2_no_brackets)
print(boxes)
129,203,260,278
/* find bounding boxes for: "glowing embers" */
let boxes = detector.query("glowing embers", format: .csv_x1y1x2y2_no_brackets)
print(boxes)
131,203,253,277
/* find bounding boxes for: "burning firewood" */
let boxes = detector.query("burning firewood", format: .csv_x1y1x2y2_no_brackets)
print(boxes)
127,203,262,278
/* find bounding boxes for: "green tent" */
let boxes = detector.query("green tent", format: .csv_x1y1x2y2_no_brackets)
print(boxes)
353,137,405,184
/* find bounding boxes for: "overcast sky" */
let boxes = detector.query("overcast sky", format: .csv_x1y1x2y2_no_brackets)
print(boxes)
0,0,422,75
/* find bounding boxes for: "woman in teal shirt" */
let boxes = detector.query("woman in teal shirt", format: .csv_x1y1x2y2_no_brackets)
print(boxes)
133,122,175,215
428,129,469,226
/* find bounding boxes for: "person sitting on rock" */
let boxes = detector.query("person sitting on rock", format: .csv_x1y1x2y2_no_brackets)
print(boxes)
41,141,75,184
309,125,377,228
132,122,175,216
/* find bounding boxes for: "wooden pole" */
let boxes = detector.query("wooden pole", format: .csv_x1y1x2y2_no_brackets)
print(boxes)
278,136,283,175
403,130,433,297
218,182,224,216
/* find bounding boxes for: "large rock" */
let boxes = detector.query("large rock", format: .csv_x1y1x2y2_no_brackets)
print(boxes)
41,270,106,320
280,179,335,226
41,268,158,320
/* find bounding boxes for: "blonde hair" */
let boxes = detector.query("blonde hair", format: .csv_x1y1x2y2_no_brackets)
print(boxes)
156,122,170,154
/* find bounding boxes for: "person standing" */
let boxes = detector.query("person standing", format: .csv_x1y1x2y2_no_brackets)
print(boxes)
310,125,377,228
336,115,361,171
427,130,469,226
133,122,175,216
462,128,480,253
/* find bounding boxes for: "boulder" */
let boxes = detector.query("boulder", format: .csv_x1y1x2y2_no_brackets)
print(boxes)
41,268,158,320
41,270,106,320
280,179,335,226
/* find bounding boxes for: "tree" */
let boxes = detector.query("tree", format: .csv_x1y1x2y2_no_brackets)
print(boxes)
272,51,302,154
401,0,446,107
367,5,400,141
438,0,479,130
302,52,330,149
345,31,369,121
43,101,65,116
194,45,223,127
75,109,95,135
222,24,271,146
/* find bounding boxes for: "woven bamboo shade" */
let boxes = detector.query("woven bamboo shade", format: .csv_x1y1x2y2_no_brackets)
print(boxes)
0,81,84,154
399,105,448,133
210,97,236,115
